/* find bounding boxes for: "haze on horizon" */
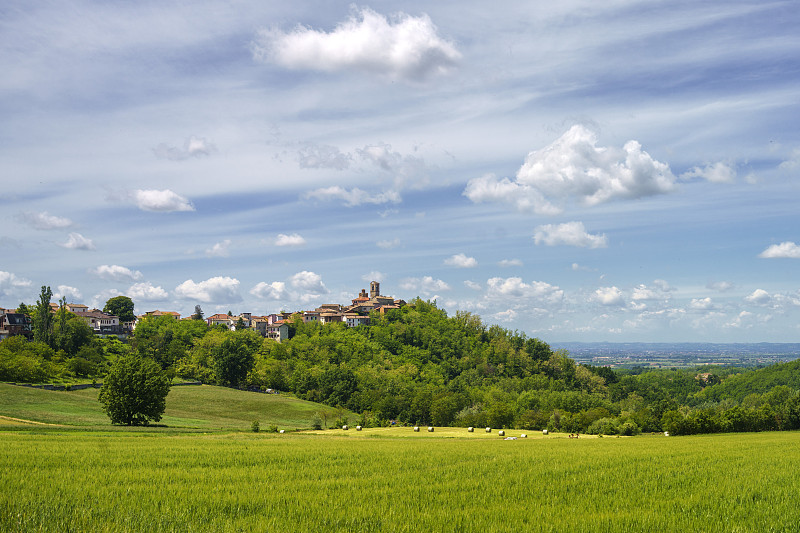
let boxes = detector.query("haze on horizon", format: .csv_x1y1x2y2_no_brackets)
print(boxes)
2,1,799,343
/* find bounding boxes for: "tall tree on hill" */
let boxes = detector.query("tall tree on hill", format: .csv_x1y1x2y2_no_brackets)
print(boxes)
103,295,135,323
192,305,204,321
33,285,54,348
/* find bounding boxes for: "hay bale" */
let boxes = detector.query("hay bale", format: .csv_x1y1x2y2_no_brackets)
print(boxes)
413,426,420,432
467,427,474,432
279,429,285,434
427,426,434,432
498,430,505,436
356,425,362,431
542,429,548,435
664,431,670,437
485,427,492,433
342,425,348,430
520,433,527,438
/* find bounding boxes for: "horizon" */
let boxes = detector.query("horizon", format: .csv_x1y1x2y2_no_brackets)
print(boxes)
2,1,800,343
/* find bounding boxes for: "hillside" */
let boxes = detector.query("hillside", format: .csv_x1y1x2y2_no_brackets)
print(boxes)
0,383,350,431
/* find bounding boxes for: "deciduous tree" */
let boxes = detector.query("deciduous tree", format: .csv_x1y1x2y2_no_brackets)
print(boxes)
98,354,171,425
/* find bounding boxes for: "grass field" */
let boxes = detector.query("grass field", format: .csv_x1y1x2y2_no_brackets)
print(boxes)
2,383,799,531
0,383,350,431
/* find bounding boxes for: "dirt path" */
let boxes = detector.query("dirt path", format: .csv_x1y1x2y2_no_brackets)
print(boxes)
0,415,61,426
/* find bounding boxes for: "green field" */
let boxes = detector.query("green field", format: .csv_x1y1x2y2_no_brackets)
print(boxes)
2,383,799,532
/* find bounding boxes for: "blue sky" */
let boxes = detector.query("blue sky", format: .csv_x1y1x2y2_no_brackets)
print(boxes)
2,0,800,342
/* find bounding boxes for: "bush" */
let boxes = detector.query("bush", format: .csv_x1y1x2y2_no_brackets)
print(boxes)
251,420,260,433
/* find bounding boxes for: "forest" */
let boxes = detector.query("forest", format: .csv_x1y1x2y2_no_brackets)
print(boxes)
2,295,800,436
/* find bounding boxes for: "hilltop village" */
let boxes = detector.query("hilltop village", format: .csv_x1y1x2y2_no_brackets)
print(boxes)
0,282,405,342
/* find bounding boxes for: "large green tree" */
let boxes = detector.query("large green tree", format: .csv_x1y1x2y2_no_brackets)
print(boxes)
103,295,135,323
213,330,261,387
98,354,171,425
33,286,54,348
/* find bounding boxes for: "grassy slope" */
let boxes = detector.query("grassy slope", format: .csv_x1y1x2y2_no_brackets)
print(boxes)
0,383,352,431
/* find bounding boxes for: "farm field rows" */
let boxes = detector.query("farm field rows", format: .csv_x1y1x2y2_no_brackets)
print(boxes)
2,428,798,532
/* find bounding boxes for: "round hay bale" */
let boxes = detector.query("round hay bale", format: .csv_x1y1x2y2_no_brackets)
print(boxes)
664,431,669,437
427,426,434,432
498,430,505,437
520,433,527,438
467,427,474,432
413,426,420,432
342,425,348,430
279,429,285,434
356,425,362,431
485,427,492,433
542,429,548,435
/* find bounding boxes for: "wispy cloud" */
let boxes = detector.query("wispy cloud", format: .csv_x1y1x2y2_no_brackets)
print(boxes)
206,239,232,257
275,233,306,247
153,136,216,160
20,211,73,230
533,221,607,248
62,232,95,251
305,186,401,207
90,265,143,282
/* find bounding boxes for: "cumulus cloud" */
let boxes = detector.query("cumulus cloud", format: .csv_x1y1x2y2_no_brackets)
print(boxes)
250,281,290,300
290,271,329,295
498,259,522,267
492,309,518,322
464,280,482,291
62,232,95,251
275,233,306,247
253,6,461,81
486,277,564,305
681,162,736,183
759,241,800,259
153,136,216,160
690,297,715,310
465,125,676,214
174,276,241,303
54,285,82,301
20,211,73,230
127,282,168,301
305,186,401,207
593,286,625,306
90,264,143,282
133,189,195,212
206,239,231,257
707,280,734,292
0,271,32,297
356,143,429,189
533,221,607,248
445,253,477,268
744,289,772,306
400,276,450,295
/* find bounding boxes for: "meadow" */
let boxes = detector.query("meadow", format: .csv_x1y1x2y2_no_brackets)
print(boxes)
1,427,798,532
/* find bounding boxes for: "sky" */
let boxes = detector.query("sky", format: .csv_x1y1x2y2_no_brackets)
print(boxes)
2,0,800,342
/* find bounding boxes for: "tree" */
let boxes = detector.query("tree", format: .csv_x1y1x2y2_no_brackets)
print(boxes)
33,286,54,348
98,354,171,425
212,330,260,387
192,305,204,321
103,295,135,323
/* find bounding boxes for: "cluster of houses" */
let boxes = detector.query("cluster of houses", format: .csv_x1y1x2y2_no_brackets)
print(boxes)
0,282,405,343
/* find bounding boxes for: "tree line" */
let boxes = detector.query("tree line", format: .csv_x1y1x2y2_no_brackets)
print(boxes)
3,289,800,434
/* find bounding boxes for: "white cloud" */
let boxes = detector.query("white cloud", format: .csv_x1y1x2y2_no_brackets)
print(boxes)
593,286,625,306
361,271,385,283
250,281,289,300
132,189,194,212
707,280,734,292
0,271,32,293
778,148,800,170
465,125,675,214
253,6,461,81
127,282,168,301
445,253,477,268
305,186,401,207
206,239,231,257
356,143,428,189
744,289,772,306
153,136,216,160
377,238,401,249
464,280,482,291
62,232,95,251
20,211,73,230
498,259,522,267
681,161,736,183
533,221,607,248
174,276,241,303
90,264,143,282
492,309,517,322
759,241,800,259
690,297,715,310
486,277,563,305
289,271,329,295
400,276,450,295
54,285,82,301
275,233,306,247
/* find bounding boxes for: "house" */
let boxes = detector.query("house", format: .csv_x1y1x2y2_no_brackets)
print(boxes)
266,321,289,342
144,310,181,320
344,313,370,328
73,309,121,334
207,313,235,329
0,311,33,339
